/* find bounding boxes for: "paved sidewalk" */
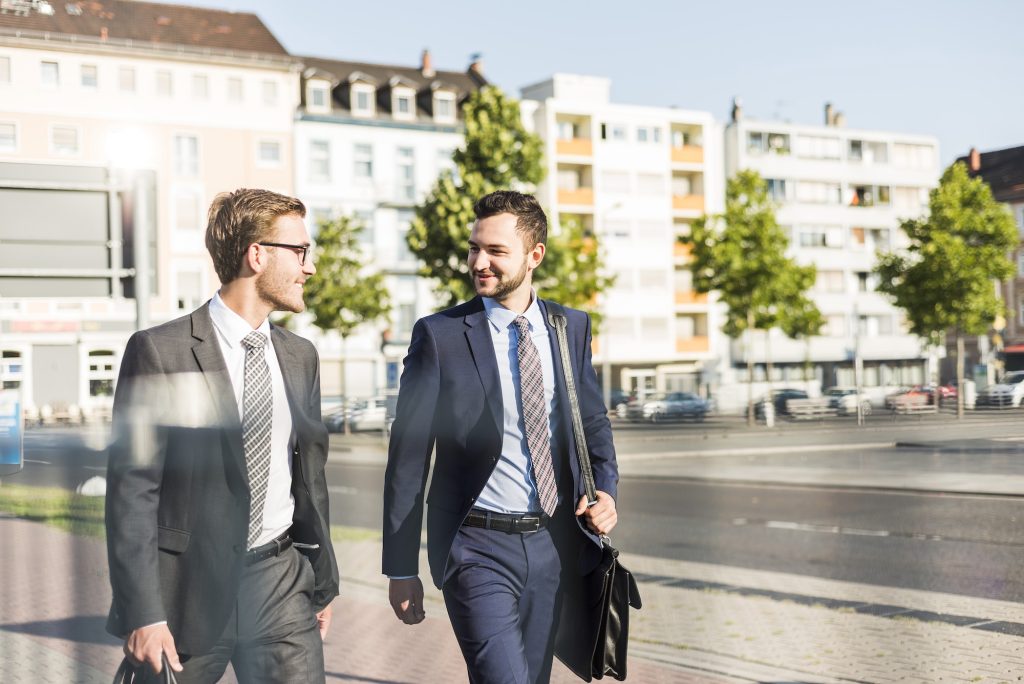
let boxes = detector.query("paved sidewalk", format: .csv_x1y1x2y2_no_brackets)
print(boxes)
4,510,1024,683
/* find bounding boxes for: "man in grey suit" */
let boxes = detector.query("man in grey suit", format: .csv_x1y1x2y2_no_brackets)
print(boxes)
106,188,338,682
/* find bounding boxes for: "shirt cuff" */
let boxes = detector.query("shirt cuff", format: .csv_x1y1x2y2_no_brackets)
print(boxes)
388,575,417,580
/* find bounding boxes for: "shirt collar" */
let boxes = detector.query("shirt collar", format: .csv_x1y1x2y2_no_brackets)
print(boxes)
482,291,546,335
209,292,272,349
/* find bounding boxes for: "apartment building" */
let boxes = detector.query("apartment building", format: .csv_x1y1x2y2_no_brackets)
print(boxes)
723,102,941,407
292,51,486,399
0,0,299,419
520,74,725,401
960,145,1024,376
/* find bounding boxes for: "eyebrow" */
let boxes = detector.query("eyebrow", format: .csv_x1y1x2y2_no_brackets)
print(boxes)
468,239,510,249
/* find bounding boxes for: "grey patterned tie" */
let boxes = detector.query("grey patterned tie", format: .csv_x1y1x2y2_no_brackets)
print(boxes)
241,331,273,548
512,316,558,516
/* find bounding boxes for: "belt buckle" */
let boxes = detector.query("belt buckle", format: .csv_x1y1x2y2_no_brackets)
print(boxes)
519,515,539,533
273,537,283,557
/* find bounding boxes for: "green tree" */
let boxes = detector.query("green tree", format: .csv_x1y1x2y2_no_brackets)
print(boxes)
875,161,1017,418
305,215,391,429
681,170,822,425
408,85,612,317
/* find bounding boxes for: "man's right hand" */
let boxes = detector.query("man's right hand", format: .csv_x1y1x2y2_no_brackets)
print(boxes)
124,623,182,674
388,577,425,625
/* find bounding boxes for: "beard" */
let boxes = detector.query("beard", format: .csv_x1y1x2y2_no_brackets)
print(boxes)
474,258,529,301
256,259,305,314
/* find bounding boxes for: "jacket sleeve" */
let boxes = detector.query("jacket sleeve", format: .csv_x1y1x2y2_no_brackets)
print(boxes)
381,317,440,577
105,330,171,633
575,312,619,500
305,344,340,609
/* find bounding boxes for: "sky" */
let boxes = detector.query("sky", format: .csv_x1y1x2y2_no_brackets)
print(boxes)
166,0,1023,165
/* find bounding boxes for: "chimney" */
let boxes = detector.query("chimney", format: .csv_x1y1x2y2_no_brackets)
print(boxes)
420,49,434,78
833,111,846,128
825,102,835,126
468,53,483,76
969,147,981,172
730,96,743,123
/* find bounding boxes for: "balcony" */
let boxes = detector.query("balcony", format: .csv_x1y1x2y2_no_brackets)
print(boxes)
676,336,709,353
675,290,708,305
673,194,705,212
671,145,704,164
557,139,593,157
558,187,594,206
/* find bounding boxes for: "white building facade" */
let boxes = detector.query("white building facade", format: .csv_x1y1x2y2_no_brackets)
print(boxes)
292,53,485,400
0,1,299,420
520,74,726,402
722,104,941,409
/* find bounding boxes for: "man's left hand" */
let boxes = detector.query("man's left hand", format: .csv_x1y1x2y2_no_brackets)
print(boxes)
575,490,617,535
316,603,333,641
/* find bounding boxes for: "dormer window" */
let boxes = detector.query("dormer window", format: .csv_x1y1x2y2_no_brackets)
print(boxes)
351,83,375,117
393,87,415,121
433,92,456,123
306,80,331,114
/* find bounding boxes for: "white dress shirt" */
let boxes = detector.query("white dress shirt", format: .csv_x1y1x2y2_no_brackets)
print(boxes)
209,293,295,548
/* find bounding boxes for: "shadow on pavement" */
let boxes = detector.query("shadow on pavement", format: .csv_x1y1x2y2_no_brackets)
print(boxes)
0,615,119,646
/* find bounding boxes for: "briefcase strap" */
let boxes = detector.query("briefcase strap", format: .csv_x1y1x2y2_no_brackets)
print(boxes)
545,302,598,507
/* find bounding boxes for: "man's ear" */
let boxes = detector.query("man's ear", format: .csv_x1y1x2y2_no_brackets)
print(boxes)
243,243,266,275
529,241,546,270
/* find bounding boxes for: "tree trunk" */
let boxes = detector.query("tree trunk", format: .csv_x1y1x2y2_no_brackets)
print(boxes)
747,309,755,427
956,330,965,420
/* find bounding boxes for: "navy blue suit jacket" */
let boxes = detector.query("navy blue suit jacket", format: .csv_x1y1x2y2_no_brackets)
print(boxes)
382,296,618,589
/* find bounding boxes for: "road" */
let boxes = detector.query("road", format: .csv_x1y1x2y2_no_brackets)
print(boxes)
10,416,1024,604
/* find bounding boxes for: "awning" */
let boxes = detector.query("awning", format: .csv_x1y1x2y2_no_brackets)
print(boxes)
1003,344,1024,353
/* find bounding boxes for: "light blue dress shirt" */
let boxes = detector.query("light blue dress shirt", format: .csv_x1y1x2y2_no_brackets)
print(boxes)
476,293,558,514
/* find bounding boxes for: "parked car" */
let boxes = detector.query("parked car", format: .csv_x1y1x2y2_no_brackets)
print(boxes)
824,387,872,416
624,392,709,423
976,371,1024,408
609,388,630,415
885,385,935,409
754,388,808,419
322,406,348,433
348,396,389,431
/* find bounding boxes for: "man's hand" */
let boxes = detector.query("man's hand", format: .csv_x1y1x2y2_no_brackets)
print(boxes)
576,490,618,535
124,623,182,675
388,577,425,625
316,603,333,640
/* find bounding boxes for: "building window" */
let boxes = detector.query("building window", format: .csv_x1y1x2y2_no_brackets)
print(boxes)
558,121,576,140
850,185,891,207
192,73,209,99
848,139,888,164
41,60,59,86
307,82,329,111
393,89,415,119
156,70,172,96
51,126,79,155
174,269,204,311
309,140,330,181
257,140,281,166
0,122,15,152
80,64,98,88
352,86,374,116
795,181,842,204
87,350,116,397
119,66,136,92
172,189,202,231
748,131,790,155
354,209,375,246
826,315,846,337
637,127,650,143
0,56,10,83
397,303,417,337
795,135,841,160
893,143,935,169
434,93,455,121
261,80,277,105
354,143,373,179
1017,252,1024,278
173,135,199,177
815,270,845,293
396,147,415,201
797,225,844,249
227,77,243,102
395,210,415,262
436,147,455,179
765,178,789,202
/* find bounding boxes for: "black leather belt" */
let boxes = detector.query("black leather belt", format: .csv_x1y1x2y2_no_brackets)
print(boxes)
245,533,292,565
463,508,549,534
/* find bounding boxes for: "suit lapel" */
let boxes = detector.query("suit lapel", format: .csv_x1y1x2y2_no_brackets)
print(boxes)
270,325,304,430
463,298,504,435
190,304,246,480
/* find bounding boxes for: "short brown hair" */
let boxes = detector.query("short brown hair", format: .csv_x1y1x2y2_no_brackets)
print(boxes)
473,190,547,250
205,188,305,284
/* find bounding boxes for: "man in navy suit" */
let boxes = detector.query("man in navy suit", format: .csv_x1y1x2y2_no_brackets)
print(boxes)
383,190,619,683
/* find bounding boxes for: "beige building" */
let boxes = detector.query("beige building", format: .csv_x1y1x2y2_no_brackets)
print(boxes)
0,0,299,420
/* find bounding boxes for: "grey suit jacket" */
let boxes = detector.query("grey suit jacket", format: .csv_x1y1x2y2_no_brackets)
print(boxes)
105,301,338,655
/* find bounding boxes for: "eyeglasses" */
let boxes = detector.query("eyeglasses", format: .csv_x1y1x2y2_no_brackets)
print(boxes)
258,242,311,265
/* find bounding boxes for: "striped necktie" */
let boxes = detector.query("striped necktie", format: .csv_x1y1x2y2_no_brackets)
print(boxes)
512,316,558,516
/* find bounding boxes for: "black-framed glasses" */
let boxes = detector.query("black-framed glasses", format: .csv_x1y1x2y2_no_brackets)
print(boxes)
258,242,311,265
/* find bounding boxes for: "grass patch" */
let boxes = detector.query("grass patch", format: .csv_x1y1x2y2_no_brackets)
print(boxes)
0,484,106,538
330,525,382,543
